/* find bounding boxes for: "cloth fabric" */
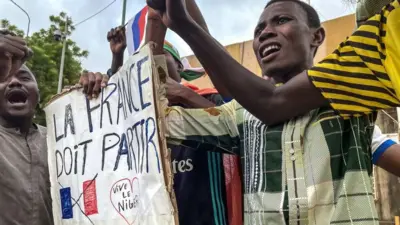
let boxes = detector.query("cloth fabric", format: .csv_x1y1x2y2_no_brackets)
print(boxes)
371,125,397,164
222,154,242,225
180,58,206,81
181,57,206,73
308,0,400,117
0,123,53,225
180,70,205,81
164,40,182,64
182,82,243,225
169,92,229,225
182,82,219,96
165,100,377,225
356,0,392,25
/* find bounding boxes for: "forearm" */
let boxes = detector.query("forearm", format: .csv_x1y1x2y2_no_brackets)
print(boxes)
175,21,327,124
183,0,231,98
111,53,124,74
145,17,167,55
179,88,215,108
377,146,400,177
185,0,209,33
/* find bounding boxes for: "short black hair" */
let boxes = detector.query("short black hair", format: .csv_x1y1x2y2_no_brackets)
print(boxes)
265,0,321,28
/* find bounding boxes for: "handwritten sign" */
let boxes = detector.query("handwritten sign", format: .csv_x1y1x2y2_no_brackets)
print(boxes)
45,45,176,225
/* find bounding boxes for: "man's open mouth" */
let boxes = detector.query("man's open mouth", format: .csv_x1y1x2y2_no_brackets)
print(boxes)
259,43,282,60
6,89,28,105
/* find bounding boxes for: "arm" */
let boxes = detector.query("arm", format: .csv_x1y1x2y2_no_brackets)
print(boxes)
371,125,400,177
376,145,400,177
146,8,167,55
110,54,124,74
166,77,215,108
183,0,231,98
172,18,327,125
145,0,210,54
165,101,240,154
178,87,215,108
185,0,209,33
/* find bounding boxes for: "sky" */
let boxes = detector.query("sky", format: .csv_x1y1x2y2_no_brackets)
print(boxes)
0,0,356,73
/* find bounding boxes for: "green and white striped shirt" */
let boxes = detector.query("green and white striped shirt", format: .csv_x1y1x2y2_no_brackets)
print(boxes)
165,100,378,225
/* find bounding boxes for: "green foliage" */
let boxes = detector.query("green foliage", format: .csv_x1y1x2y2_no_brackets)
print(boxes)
1,12,89,126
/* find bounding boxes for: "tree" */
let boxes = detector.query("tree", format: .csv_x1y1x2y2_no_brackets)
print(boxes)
1,12,89,126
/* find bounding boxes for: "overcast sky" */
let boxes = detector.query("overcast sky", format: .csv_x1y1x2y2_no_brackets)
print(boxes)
0,0,356,72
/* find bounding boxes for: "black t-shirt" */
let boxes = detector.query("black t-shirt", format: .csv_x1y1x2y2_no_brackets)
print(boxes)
170,93,228,225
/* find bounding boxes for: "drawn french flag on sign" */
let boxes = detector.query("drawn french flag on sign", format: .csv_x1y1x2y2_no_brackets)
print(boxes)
126,5,148,55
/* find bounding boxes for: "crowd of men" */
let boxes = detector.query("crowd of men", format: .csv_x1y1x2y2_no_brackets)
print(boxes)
1,0,400,224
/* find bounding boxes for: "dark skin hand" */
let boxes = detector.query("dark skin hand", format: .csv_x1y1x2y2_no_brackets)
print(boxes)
166,77,214,108
147,0,328,125
79,71,108,99
147,0,230,97
108,26,127,74
146,6,215,108
0,32,32,81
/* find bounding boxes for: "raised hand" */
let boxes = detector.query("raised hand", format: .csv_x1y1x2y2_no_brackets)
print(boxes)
146,0,193,32
0,31,32,81
107,26,127,56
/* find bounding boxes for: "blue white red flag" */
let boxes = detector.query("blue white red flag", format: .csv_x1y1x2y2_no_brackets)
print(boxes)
126,6,148,55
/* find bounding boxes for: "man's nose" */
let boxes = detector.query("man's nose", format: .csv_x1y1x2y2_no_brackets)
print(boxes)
259,26,277,42
7,76,22,88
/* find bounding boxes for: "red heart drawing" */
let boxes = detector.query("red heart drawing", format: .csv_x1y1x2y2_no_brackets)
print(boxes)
110,177,140,225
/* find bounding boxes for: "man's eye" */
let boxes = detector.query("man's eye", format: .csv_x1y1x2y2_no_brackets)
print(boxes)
278,17,290,25
254,29,262,37
19,76,31,81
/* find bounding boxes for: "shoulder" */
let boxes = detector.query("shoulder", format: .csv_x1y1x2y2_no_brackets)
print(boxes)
35,124,47,136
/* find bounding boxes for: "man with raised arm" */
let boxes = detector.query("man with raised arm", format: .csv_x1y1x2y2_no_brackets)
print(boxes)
0,30,53,225
147,0,400,126
145,0,400,224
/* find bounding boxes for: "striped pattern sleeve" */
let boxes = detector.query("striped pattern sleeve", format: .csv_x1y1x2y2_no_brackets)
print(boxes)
164,101,240,154
308,0,400,118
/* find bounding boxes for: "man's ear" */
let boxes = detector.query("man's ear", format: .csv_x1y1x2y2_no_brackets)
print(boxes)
311,27,325,48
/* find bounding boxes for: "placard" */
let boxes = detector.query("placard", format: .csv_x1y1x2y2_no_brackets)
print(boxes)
45,45,176,225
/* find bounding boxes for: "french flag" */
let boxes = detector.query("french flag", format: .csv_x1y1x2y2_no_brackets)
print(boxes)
126,5,148,55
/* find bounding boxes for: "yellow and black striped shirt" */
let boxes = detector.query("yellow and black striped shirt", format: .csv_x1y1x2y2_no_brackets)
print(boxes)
308,0,400,118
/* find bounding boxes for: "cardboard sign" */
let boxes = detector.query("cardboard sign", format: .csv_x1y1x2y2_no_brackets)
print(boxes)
45,45,176,225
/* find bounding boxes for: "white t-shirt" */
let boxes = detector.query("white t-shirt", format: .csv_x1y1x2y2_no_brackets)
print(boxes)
371,125,397,164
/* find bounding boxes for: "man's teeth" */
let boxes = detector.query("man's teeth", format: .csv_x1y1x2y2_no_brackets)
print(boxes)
263,45,280,56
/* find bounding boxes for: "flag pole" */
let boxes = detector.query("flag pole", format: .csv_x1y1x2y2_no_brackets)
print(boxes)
121,0,127,25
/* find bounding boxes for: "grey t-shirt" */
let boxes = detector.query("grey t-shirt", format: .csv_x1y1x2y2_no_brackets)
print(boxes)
0,123,53,225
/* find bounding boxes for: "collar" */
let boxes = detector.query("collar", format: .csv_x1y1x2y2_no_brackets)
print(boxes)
0,122,39,136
